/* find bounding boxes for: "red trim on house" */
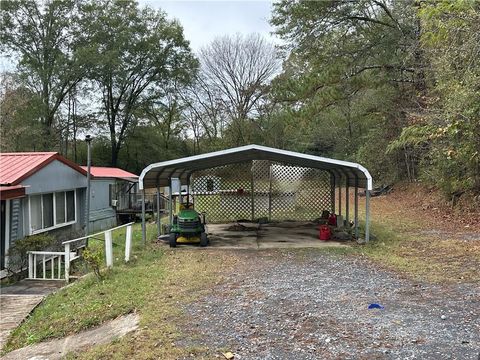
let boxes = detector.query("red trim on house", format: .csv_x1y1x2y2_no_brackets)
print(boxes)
0,185,26,200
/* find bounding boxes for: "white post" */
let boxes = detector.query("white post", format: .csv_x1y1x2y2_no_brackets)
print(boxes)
365,190,371,242
58,256,61,279
28,253,33,279
345,176,349,224
168,178,173,227
51,257,54,279
33,254,37,279
65,243,70,283
42,255,46,279
156,187,161,238
105,230,113,268
338,177,342,216
354,177,359,239
125,225,132,262
141,190,146,246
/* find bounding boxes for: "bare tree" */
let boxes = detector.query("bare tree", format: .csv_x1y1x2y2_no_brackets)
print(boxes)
199,33,280,145
182,75,227,146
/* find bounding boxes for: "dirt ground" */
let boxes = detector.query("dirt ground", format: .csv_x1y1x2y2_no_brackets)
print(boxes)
178,249,480,360
362,183,480,283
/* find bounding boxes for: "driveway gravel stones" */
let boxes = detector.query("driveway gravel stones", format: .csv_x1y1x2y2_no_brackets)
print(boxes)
180,250,480,359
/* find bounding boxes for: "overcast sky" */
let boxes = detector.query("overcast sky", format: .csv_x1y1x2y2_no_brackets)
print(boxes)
141,0,279,52
0,1,278,72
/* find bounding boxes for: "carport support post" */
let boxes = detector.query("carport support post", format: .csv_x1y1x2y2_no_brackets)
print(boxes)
141,189,146,245
330,174,335,213
268,162,272,221
354,177,359,239
250,166,255,222
345,177,349,224
187,174,192,206
365,189,371,242
156,186,161,237
338,176,342,217
168,177,173,227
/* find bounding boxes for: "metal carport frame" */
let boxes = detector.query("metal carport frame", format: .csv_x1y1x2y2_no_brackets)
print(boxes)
139,144,373,244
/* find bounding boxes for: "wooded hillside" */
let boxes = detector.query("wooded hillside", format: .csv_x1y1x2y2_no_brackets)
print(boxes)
1,0,479,198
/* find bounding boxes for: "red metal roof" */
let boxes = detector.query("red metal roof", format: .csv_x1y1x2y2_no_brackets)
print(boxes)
80,166,138,179
0,152,87,185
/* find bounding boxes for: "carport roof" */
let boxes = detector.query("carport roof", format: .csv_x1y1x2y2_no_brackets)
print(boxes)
139,144,372,190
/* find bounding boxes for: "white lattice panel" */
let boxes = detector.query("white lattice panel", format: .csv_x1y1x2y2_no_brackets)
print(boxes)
191,161,332,223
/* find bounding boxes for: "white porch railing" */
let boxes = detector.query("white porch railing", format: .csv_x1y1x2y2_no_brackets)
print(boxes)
28,251,68,280
27,222,134,283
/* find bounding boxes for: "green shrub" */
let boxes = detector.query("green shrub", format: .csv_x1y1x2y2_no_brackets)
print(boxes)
82,247,104,280
6,233,55,280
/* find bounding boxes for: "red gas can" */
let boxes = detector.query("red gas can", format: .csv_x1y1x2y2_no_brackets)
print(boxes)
319,225,331,241
328,213,337,226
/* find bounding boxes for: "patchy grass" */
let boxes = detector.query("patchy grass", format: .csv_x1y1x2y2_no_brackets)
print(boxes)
64,248,235,359
3,222,235,359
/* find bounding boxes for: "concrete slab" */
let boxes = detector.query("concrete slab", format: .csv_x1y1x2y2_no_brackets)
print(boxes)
1,280,63,296
0,295,44,349
0,280,64,350
160,221,350,250
207,223,259,249
1,313,139,360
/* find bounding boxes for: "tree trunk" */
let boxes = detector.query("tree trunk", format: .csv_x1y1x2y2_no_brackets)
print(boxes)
111,136,118,167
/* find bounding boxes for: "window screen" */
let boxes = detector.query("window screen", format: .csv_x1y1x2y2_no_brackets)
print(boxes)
55,192,66,224
66,191,75,222
42,193,54,228
30,195,42,231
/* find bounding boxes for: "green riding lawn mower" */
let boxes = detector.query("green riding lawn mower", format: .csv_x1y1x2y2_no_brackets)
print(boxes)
169,198,209,248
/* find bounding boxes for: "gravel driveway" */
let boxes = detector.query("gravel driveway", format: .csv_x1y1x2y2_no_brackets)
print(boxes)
180,249,479,359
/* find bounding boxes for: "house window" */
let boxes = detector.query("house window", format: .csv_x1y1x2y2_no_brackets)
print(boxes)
55,192,65,223
30,195,43,232
66,191,75,222
206,179,214,192
29,190,76,234
43,193,54,228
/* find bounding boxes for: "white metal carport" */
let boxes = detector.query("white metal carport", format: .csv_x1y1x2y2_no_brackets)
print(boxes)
139,144,373,244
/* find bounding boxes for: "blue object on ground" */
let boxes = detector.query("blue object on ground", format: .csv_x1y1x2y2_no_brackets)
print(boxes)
368,303,384,309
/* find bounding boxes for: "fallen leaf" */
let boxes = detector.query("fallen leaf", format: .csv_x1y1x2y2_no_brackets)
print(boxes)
222,351,235,359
